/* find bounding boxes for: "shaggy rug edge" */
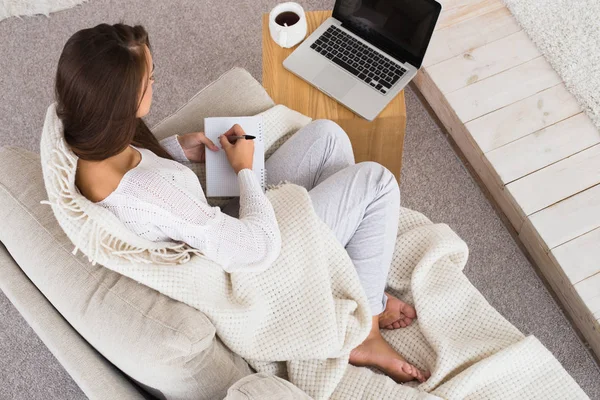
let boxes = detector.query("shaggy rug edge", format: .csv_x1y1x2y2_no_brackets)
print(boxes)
501,0,600,131
0,0,90,22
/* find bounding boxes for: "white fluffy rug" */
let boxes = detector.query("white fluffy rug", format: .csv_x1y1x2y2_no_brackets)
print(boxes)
0,0,89,21
502,0,600,130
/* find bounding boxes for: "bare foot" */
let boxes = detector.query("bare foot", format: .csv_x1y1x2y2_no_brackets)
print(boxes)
378,292,417,330
349,333,429,383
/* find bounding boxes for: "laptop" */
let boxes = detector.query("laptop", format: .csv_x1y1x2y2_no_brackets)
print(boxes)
283,0,441,121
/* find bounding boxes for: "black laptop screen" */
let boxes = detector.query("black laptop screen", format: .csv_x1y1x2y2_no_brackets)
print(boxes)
333,0,441,68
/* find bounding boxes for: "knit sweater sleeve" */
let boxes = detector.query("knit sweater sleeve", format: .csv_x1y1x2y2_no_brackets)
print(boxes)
159,135,190,163
122,168,281,273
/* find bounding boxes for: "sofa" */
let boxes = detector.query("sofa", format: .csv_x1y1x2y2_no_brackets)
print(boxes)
0,67,312,400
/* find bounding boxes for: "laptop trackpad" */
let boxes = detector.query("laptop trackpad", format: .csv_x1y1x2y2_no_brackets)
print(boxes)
313,65,356,99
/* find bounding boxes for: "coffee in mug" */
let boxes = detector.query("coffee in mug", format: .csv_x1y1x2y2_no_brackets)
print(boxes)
275,11,300,26
269,2,307,48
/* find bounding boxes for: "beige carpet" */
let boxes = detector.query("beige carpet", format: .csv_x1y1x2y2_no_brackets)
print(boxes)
0,1,599,399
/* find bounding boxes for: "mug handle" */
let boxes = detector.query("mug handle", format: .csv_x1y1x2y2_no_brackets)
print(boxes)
278,30,288,47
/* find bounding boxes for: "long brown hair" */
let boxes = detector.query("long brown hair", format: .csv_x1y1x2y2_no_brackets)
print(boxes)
55,22,173,161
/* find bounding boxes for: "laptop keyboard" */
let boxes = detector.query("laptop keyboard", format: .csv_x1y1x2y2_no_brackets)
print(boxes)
310,25,407,95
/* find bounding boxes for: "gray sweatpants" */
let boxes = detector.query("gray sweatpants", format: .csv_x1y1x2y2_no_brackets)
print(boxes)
223,120,400,315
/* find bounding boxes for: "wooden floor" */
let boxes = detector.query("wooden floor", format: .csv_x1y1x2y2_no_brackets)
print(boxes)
413,0,600,357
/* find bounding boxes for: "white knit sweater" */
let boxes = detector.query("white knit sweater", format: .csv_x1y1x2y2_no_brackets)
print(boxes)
94,134,281,273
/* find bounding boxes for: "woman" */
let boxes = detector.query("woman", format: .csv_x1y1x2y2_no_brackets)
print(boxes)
59,23,430,383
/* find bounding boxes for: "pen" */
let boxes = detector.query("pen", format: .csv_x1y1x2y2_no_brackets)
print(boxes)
228,135,256,141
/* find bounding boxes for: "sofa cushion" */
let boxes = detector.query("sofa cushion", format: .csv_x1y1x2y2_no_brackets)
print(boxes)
0,67,276,400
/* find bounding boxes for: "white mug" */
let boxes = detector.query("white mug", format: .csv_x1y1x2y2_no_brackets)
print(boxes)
269,2,307,48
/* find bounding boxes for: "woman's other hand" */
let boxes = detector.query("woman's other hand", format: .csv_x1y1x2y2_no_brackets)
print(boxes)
219,124,254,174
177,132,219,163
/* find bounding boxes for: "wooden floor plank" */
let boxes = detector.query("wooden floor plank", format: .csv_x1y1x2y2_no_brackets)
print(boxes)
435,0,505,31
574,273,600,321
428,30,540,94
487,113,600,183
519,218,600,356
506,143,600,216
423,6,520,67
467,84,582,152
447,56,562,122
530,183,600,251
552,226,600,285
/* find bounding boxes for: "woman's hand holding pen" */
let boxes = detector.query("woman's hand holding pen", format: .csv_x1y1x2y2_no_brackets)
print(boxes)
219,124,255,174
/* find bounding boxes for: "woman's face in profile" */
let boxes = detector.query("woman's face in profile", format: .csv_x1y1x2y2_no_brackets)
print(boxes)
136,44,154,118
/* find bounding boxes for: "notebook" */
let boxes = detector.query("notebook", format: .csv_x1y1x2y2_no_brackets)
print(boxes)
204,116,266,197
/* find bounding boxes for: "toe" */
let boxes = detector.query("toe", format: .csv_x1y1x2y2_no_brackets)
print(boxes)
392,321,401,329
399,302,417,319
412,367,423,382
413,370,421,381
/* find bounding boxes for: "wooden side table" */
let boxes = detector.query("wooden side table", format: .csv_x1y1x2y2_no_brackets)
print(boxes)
262,10,406,182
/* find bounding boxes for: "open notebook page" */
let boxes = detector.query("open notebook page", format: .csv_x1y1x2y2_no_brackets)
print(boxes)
204,116,265,197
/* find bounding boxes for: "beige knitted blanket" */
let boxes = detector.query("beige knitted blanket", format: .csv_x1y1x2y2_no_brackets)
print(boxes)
40,102,587,399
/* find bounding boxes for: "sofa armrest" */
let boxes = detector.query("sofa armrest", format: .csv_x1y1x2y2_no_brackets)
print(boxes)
151,67,275,141
0,243,150,400
224,373,312,400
